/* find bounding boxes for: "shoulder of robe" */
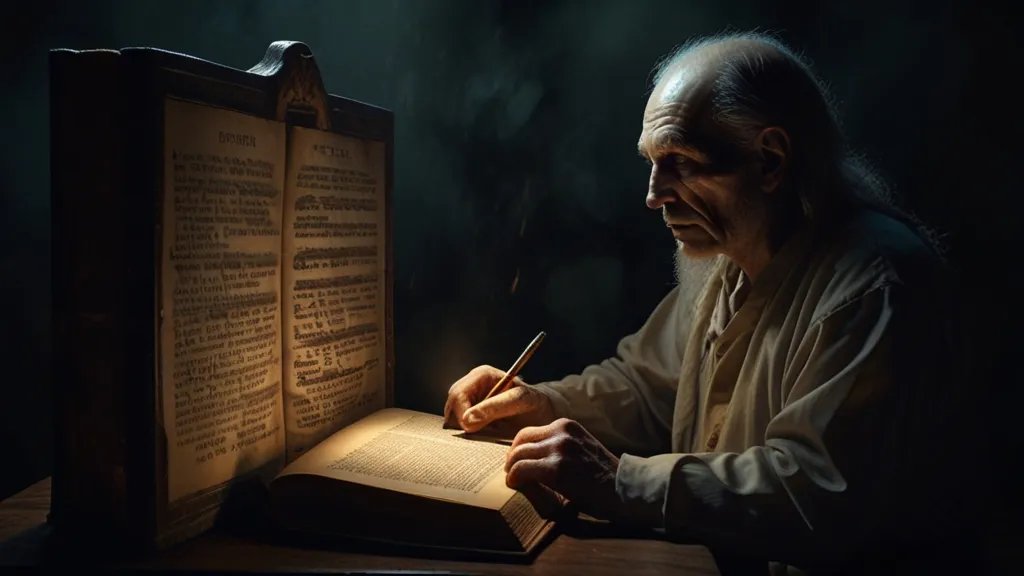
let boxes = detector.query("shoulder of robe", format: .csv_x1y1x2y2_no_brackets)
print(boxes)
801,208,945,324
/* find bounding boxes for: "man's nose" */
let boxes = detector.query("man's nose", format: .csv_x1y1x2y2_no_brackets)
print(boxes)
646,186,676,210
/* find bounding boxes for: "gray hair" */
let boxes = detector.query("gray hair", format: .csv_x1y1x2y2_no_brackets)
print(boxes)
652,31,944,258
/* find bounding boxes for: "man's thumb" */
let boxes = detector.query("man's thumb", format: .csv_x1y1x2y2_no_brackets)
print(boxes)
461,386,532,432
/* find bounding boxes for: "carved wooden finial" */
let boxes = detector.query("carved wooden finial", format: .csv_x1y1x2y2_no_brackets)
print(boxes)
248,41,331,130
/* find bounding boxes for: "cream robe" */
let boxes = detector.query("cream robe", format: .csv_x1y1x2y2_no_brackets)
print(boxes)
532,209,972,572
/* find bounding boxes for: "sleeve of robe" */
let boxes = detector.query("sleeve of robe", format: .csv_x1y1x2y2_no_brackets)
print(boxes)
529,285,688,455
612,282,953,568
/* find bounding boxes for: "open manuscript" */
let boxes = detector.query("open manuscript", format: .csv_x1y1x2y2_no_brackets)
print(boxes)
50,41,557,558
159,98,388,499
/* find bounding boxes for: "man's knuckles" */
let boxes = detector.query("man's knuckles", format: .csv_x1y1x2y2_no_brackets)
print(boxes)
449,365,498,395
552,417,583,435
506,459,536,487
550,433,587,462
506,437,545,465
470,364,502,381
506,455,558,488
505,460,526,487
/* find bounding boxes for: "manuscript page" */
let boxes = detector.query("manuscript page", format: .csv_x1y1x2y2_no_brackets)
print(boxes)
278,409,514,510
159,98,287,503
281,126,388,460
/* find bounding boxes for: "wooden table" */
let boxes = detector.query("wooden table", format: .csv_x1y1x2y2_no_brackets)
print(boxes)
0,478,721,575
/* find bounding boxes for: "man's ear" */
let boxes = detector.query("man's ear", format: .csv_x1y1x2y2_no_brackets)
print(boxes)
756,127,790,193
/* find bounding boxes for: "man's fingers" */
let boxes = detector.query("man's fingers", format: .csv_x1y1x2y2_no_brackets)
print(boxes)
443,395,456,426
443,391,472,428
506,455,558,489
448,393,474,426
510,420,561,449
444,365,503,429
504,436,557,472
461,386,531,432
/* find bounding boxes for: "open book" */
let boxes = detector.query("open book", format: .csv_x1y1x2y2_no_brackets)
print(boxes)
49,40,557,558
270,408,558,557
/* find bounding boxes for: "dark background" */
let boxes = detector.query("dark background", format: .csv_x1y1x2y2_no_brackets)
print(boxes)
1,0,1018,567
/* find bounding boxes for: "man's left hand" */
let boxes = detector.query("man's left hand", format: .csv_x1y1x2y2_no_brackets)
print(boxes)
504,418,623,521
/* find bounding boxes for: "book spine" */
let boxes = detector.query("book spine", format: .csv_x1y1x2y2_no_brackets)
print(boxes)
49,48,130,550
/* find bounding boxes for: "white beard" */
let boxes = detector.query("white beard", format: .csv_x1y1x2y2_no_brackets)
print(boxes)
673,241,722,321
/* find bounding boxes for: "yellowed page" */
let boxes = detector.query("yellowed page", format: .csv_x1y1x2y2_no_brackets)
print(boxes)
279,409,514,510
160,98,287,503
281,126,388,461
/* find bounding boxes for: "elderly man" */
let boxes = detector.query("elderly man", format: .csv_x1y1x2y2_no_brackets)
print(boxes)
444,32,971,573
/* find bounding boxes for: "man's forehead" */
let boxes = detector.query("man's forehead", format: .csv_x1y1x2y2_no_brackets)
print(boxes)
640,57,715,149
649,57,709,108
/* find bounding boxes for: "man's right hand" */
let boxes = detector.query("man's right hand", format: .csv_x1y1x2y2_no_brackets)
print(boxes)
443,365,556,433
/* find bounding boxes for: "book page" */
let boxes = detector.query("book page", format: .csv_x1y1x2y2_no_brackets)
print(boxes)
278,409,514,510
160,98,287,503
281,126,388,460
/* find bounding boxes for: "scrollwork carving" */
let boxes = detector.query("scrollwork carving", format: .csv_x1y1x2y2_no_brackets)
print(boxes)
248,41,331,130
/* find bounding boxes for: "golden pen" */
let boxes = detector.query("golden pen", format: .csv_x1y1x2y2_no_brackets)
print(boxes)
482,331,546,400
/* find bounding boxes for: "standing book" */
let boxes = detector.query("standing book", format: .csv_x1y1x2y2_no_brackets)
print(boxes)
49,40,558,559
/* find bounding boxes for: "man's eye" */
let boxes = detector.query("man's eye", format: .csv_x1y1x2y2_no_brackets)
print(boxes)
645,154,698,174
670,155,701,175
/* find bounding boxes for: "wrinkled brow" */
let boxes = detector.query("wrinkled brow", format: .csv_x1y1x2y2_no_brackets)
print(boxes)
637,132,709,163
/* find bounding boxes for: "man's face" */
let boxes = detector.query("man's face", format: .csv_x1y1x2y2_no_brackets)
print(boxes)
638,60,762,260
